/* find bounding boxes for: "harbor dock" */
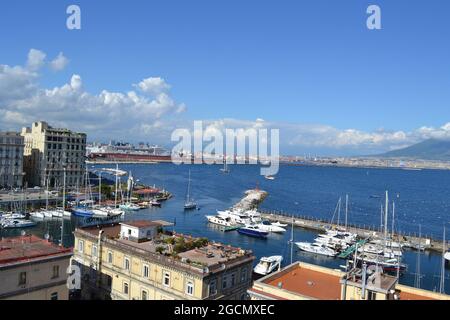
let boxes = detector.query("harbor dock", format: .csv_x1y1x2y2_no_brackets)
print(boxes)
259,209,449,253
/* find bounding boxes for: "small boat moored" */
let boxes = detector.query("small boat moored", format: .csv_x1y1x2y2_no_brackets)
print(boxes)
238,225,269,239
254,256,283,276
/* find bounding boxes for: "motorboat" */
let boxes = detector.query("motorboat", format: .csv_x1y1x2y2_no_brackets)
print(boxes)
358,243,384,255
217,210,252,225
1,219,37,229
245,209,262,223
264,175,275,180
150,199,162,207
206,215,236,227
256,220,286,233
238,225,269,239
271,221,288,228
119,203,141,211
295,242,337,257
254,256,283,276
444,251,450,262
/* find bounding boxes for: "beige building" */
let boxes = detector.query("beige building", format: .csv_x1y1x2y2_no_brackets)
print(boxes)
21,121,86,188
0,132,25,189
248,261,450,300
71,220,255,300
0,235,72,300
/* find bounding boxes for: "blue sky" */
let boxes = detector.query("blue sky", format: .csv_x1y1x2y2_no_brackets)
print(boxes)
1,0,450,155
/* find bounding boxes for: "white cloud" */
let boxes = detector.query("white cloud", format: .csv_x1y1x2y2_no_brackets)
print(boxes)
50,52,69,71
0,49,186,140
135,77,171,96
26,49,46,71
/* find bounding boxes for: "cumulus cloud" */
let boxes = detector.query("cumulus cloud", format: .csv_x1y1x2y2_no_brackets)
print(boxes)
0,49,186,138
134,77,171,96
26,49,46,71
50,52,69,71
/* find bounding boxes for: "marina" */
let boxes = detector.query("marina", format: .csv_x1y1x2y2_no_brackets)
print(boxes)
1,163,450,294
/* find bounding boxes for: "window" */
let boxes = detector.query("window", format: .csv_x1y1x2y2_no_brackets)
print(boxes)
143,264,149,278
222,275,228,290
123,282,129,295
163,272,170,287
107,251,113,264
186,281,194,296
50,292,58,300
18,272,27,286
124,257,130,271
78,240,84,253
52,265,60,279
209,279,217,296
142,290,148,300
241,267,248,283
92,245,98,257
231,273,236,286
368,291,376,300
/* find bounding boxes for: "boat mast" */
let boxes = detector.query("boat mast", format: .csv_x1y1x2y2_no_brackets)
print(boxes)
345,194,348,231
440,226,446,294
114,163,119,208
98,171,102,206
337,197,341,227
290,215,294,264
60,167,66,247
384,191,389,253
391,201,395,249
186,170,191,203
415,224,422,288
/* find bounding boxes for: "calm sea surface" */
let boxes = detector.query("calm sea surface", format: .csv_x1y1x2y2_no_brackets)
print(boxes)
2,163,450,293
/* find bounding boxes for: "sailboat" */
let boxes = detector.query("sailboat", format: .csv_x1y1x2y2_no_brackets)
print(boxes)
184,170,197,210
220,155,230,174
72,167,94,217
119,172,140,211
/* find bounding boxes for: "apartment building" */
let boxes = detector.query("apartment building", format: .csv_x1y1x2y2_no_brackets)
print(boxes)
21,121,86,187
0,132,24,189
0,235,72,300
71,220,255,300
248,261,450,300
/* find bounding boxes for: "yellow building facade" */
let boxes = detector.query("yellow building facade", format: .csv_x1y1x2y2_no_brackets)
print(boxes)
72,221,255,300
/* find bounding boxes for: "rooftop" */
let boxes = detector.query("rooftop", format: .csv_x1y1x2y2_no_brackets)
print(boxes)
75,222,254,275
251,262,343,300
121,220,167,228
0,235,72,267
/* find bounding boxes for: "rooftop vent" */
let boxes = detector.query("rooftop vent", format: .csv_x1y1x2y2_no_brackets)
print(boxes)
307,281,314,286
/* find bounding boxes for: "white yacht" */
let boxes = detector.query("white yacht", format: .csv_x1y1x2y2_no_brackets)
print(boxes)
256,220,286,233
217,210,252,225
295,242,337,257
444,251,450,262
206,215,236,227
271,221,288,228
254,256,283,276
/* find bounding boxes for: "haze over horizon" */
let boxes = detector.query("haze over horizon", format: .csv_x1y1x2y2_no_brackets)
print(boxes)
1,0,450,156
